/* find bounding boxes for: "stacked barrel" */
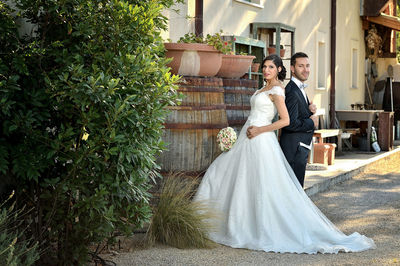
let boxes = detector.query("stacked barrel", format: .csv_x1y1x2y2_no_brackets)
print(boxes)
158,77,227,175
223,79,258,134
158,77,258,175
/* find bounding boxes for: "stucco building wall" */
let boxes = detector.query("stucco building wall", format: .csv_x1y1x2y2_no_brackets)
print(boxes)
163,0,394,122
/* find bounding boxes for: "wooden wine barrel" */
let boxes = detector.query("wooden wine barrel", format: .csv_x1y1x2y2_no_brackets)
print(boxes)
158,77,228,174
223,78,258,134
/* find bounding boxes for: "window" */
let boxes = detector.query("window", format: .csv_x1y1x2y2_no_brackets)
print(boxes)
350,40,359,89
351,49,358,88
316,31,327,90
317,41,326,89
233,0,263,8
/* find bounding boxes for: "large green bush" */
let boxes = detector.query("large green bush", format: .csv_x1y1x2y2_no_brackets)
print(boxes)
0,0,182,264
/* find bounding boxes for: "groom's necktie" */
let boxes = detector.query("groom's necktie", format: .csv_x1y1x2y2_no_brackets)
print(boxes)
299,83,309,104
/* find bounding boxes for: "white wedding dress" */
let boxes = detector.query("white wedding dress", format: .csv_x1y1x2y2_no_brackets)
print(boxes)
194,86,376,254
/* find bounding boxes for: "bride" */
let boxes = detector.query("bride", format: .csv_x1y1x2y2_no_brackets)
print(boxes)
193,54,376,254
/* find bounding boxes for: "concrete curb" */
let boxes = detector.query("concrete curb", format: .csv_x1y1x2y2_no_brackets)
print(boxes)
305,147,400,196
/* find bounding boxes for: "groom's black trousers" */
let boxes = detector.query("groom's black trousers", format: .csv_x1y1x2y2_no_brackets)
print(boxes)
283,145,310,187
280,80,315,188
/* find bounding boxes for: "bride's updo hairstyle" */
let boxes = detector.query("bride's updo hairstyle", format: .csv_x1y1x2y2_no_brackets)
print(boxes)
262,54,287,82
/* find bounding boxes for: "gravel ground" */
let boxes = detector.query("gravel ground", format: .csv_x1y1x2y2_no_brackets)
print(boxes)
106,154,400,266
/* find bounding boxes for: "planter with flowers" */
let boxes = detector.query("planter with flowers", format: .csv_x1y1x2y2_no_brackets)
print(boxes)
251,63,260,72
213,36,255,79
164,31,255,78
164,43,222,77
216,53,256,79
164,33,223,77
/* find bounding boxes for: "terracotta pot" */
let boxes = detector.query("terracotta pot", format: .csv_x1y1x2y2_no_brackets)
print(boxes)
216,54,256,78
164,43,222,77
267,47,286,57
251,63,260,72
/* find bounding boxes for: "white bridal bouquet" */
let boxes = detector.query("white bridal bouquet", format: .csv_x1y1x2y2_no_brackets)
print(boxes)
216,127,237,152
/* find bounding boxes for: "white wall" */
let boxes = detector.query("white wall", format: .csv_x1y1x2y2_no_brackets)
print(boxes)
375,58,397,81
164,0,379,120
165,0,332,111
334,0,366,110
161,1,194,42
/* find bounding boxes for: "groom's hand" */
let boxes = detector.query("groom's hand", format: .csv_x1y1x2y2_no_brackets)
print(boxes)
310,115,319,129
247,126,260,139
309,101,317,114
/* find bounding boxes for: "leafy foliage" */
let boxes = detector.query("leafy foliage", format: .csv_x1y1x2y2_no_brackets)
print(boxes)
178,30,234,55
0,0,182,264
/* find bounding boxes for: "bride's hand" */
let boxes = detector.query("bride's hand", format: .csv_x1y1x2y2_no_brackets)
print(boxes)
246,126,261,139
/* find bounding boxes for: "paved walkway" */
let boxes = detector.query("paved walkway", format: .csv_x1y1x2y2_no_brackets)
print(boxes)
305,140,400,196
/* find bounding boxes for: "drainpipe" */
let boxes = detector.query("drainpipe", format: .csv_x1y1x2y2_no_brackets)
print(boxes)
329,0,337,128
195,0,203,37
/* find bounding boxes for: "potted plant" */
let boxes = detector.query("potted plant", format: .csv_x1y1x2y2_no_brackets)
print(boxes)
164,33,223,77
216,52,255,79
211,33,255,79
164,31,255,78
251,62,260,72
267,44,286,57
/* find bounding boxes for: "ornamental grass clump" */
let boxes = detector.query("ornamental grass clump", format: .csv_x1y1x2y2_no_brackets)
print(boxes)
147,173,217,249
0,192,39,266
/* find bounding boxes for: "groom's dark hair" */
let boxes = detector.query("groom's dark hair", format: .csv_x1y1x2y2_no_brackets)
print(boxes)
290,52,309,66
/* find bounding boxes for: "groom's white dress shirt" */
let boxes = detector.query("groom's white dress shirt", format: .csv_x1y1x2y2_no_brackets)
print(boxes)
291,76,308,104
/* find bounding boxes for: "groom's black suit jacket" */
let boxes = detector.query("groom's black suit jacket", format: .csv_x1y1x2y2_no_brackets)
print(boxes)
280,80,315,164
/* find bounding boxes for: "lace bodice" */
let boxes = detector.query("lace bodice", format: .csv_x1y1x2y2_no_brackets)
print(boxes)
248,86,285,127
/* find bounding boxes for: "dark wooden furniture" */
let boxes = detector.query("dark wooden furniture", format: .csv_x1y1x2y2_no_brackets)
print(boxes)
336,110,384,152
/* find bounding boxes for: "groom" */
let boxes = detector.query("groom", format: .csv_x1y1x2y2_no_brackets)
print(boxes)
280,52,318,187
